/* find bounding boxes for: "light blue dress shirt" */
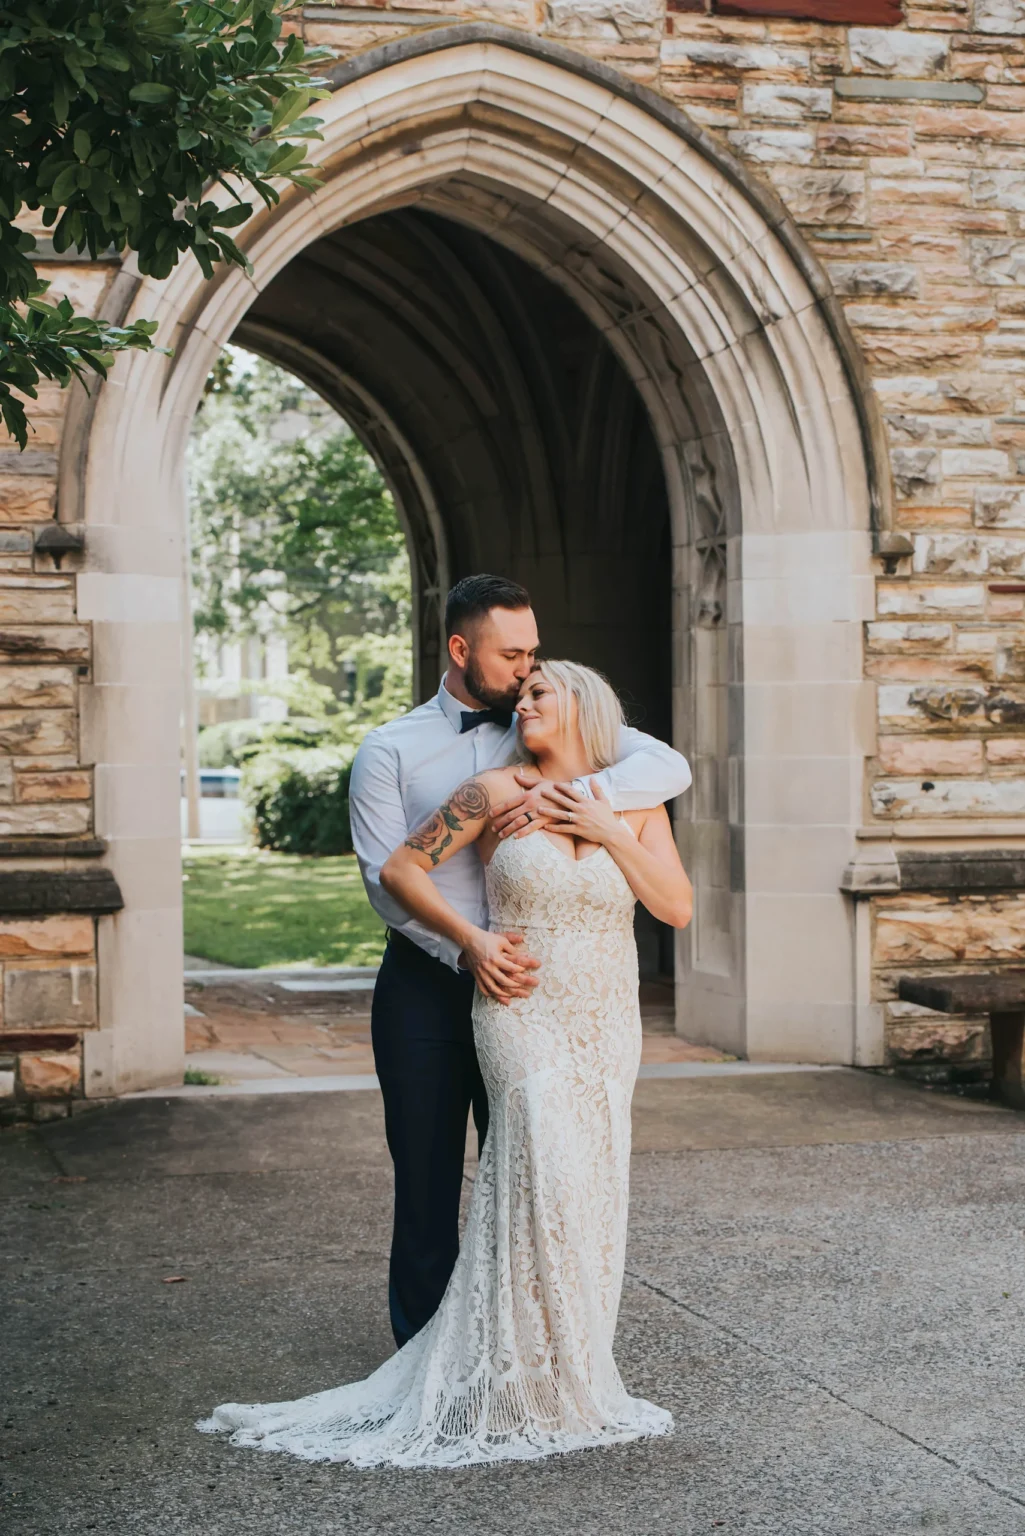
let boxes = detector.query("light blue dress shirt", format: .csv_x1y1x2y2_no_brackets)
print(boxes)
349,680,692,971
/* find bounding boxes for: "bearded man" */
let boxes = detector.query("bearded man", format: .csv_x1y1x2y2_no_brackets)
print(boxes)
349,573,691,1348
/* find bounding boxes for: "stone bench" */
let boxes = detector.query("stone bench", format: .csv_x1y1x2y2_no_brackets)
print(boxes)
897,972,1025,1111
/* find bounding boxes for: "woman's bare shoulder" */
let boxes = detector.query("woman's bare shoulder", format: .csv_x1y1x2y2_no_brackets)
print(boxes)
474,765,529,803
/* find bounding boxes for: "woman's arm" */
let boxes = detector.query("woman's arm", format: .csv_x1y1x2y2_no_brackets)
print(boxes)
545,781,693,928
381,772,539,1004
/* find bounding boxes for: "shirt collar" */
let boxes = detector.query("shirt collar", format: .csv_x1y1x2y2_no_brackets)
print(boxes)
436,678,470,734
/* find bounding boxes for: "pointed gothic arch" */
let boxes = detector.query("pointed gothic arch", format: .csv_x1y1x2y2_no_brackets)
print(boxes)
65,26,877,1093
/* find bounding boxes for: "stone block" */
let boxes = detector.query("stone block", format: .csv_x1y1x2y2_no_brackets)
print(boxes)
885,413,991,445
871,775,1025,817
996,640,1025,680
940,448,1009,477
17,769,91,802
849,27,949,76
975,0,1025,32
867,653,992,682
970,237,1025,285
0,916,93,958
877,680,988,726
18,1050,81,1097
828,263,918,297
890,447,941,497
546,0,662,40
918,108,1025,144
875,893,1025,964
743,83,832,119
0,1069,13,1098
0,579,74,624
876,736,985,773
859,335,980,370
0,803,90,836
877,583,986,615
0,531,32,553
0,708,75,756
971,170,1025,212
988,737,1025,763
660,39,811,70
727,129,814,164
818,125,913,156
913,532,1025,575
885,1019,989,1066
0,476,55,522
0,665,74,708
0,625,89,663
866,621,952,652
975,486,1025,526
0,757,11,803
769,169,866,226
4,963,97,1028
874,374,1009,414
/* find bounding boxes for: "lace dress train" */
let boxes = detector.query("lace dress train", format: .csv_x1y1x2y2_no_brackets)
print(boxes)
197,832,672,1467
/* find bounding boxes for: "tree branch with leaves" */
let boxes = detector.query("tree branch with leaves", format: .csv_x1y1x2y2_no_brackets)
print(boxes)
0,0,331,447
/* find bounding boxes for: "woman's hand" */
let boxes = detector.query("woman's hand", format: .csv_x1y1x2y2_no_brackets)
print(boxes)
545,777,622,845
460,928,540,1005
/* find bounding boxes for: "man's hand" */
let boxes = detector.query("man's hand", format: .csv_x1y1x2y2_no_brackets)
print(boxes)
491,772,564,840
459,930,540,1004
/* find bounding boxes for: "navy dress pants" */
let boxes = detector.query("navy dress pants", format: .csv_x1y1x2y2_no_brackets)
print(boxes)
371,931,489,1348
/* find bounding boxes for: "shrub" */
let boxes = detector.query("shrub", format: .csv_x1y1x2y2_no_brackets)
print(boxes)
241,747,355,855
198,716,334,769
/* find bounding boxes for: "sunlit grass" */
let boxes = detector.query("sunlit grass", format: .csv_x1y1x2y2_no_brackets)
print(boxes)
182,843,386,969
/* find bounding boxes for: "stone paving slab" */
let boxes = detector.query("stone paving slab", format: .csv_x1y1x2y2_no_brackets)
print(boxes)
2,1072,1025,1534
183,976,724,1084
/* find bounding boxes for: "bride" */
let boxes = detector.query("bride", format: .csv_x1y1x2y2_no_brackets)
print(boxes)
198,660,693,1468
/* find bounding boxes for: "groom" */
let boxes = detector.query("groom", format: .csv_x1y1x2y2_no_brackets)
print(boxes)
349,574,691,1347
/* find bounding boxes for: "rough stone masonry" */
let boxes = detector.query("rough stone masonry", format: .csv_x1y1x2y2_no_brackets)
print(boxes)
4,0,1025,1114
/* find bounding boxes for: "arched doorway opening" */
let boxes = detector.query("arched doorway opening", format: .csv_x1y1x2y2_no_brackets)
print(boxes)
65,28,877,1095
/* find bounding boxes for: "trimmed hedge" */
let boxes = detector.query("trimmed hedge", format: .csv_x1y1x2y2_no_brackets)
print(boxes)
241,746,355,855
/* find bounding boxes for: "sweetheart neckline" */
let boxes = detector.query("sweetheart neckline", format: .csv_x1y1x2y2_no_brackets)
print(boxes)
486,832,610,871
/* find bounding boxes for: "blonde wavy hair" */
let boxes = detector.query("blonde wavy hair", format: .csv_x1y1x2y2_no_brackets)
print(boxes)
526,659,624,771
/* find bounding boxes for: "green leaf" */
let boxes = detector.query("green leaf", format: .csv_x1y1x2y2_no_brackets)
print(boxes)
270,87,306,131
211,202,253,229
129,81,176,104
74,129,92,162
49,164,80,204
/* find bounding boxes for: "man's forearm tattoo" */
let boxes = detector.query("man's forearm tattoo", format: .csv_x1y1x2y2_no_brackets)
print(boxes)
405,778,491,867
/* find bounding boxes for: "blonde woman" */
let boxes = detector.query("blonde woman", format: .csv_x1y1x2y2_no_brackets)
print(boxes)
199,661,692,1468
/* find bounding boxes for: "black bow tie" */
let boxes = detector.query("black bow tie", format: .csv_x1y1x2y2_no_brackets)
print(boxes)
460,707,513,733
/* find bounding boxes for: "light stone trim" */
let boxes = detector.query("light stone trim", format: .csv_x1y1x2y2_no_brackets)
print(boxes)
72,32,874,1081
834,78,984,103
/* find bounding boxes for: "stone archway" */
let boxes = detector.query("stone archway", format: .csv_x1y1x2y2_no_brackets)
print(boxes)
66,26,877,1096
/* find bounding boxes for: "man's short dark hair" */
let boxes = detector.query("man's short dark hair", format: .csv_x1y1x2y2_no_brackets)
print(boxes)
445,574,532,639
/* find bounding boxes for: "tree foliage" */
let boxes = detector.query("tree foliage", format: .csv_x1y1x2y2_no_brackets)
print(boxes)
0,0,330,446
188,350,412,749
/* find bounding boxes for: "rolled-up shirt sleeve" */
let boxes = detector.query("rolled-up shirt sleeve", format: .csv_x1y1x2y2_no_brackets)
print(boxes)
349,732,464,971
574,727,692,810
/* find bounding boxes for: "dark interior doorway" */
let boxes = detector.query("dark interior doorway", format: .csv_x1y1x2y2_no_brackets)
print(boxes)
236,208,674,978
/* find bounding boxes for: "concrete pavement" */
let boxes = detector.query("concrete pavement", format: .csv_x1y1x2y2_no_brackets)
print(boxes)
2,1069,1025,1534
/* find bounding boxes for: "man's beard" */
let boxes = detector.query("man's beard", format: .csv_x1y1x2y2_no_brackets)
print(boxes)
464,654,520,711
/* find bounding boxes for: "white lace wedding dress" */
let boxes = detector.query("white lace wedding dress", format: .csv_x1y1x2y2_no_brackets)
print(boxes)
197,830,672,1467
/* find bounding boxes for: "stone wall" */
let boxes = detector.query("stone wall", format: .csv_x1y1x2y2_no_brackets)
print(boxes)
3,0,1025,1109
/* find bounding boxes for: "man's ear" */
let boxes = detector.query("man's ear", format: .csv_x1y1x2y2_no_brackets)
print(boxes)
448,632,469,668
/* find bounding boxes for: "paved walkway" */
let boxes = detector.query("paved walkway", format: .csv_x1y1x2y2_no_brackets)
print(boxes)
184,974,725,1085
3,1071,1025,1534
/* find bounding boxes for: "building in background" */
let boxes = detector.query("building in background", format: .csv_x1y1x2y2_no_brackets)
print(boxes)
3,3,1025,1110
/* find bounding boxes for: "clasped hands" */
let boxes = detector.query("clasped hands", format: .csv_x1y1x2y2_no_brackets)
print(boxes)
459,775,620,1004
491,771,620,846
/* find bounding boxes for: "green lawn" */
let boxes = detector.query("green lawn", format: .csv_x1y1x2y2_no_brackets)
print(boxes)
182,845,386,969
